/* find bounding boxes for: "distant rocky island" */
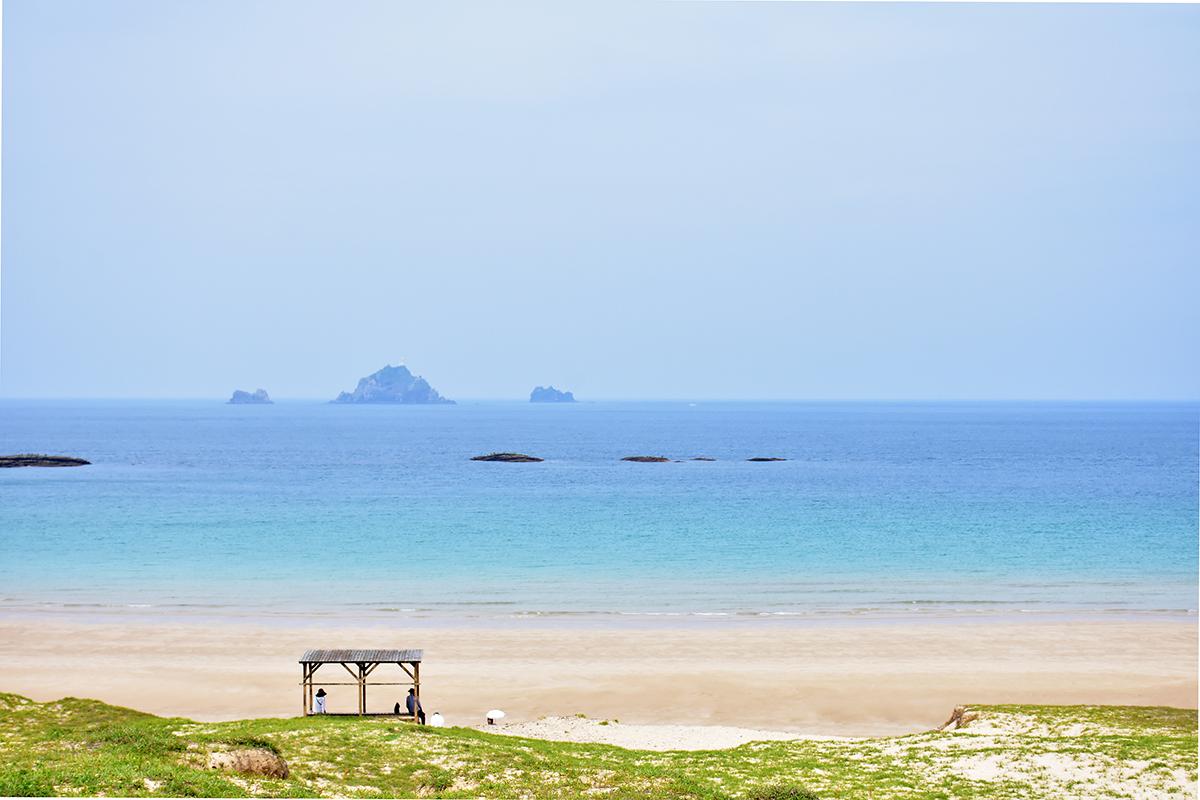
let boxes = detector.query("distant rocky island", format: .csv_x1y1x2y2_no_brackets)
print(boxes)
471,452,544,463
0,454,90,468
530,386,576,403
333,365,455,404
747,457,787,462
622,455,670,463
228,389,272,404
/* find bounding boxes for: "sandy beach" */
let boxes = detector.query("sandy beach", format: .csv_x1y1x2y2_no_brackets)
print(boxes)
1,611,1194,739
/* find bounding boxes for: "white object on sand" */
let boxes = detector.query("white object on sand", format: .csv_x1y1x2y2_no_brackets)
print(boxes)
429,712,444,727
486,709,506,725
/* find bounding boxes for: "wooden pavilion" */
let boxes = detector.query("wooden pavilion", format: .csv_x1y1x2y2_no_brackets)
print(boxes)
299,648,422,717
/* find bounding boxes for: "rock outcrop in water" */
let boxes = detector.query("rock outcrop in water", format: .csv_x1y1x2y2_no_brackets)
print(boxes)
228,389,273,404
747,457,787,462
530,386,576,403
0,454,90,468
333,364,455,404
471,452,544,462
622,455,670,463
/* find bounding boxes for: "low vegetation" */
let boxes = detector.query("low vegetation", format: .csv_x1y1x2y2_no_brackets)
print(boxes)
0,693,1194,798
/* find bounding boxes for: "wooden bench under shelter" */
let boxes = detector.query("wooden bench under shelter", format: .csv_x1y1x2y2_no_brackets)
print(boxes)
299,648,422,717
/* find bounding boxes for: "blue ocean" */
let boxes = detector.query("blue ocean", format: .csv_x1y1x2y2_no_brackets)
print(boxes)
1,400,1196,619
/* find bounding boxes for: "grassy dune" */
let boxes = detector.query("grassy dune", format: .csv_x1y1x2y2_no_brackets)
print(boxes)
0,693,1195,798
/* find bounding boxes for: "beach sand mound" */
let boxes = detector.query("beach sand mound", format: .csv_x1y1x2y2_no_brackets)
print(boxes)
206,748,289,779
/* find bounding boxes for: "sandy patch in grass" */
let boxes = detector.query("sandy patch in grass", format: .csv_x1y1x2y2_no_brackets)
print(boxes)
949,751,1196,800
480,715,852,751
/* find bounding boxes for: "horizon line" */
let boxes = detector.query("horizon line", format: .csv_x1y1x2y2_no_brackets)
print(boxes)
1,395,1197,404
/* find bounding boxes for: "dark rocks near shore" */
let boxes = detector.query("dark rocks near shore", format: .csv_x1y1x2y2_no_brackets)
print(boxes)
228,388,273,404
472,452,544,462
0,454,91,468
470,453,778,463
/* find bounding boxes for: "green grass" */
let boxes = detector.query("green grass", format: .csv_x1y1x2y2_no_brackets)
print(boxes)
0,693,1194,798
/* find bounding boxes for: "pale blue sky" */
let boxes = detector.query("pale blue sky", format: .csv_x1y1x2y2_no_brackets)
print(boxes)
3,1,1197,399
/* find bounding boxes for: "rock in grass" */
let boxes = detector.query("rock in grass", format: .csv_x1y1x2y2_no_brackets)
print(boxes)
747,457,787,462
621,455,670,463
0,454,90,468
206,748,289,779
471,452,544,462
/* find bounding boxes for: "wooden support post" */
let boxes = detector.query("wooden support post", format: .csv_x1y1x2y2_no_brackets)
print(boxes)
414,661,421,723
358,663,366,715
301,664,307,717
365,662,379,714
307,663,317,716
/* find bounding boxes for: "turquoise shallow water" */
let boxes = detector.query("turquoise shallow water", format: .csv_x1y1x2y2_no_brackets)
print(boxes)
0,400,1195,619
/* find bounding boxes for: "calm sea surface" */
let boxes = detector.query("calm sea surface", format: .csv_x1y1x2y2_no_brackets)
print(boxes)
1,400,1196,620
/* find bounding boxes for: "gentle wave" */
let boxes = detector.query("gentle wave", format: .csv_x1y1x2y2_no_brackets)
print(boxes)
3,598,1195,624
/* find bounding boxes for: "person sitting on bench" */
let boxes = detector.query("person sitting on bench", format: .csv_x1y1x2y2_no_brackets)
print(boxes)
405,688,425,724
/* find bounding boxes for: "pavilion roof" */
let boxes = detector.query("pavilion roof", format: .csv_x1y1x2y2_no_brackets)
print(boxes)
299,649,422,664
